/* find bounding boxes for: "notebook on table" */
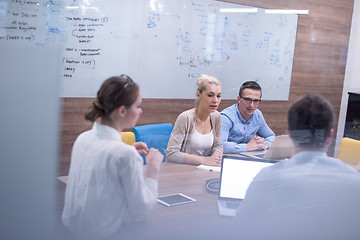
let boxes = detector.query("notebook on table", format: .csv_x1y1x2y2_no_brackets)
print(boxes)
217,156,275,217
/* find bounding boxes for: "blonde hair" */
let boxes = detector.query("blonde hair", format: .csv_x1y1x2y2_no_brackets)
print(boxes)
196,74,221,93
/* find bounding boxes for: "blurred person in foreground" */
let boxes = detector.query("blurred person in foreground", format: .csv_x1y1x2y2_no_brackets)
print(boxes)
234,93,360,240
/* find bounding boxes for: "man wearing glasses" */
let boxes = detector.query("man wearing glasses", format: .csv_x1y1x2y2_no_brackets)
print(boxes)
221,81,275,153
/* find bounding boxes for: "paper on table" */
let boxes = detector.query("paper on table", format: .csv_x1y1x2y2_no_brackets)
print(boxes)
196,164,221,172
58,176,68,184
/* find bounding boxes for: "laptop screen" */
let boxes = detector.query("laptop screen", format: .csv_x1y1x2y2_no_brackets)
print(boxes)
219,157,274,200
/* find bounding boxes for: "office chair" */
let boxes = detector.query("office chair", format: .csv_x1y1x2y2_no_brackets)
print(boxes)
133,123,173,164
120,131,136,145
337,137,360,165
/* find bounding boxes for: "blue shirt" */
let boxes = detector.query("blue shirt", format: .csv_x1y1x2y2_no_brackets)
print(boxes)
220,104,275,153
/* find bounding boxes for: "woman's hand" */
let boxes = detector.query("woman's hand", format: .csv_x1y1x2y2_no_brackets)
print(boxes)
204,151,222,166
145,148,164,180
133,142,149,155
145,148,164,167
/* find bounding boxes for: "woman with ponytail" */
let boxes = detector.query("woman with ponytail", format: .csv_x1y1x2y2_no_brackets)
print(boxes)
165,74,223,166
62,75,163,239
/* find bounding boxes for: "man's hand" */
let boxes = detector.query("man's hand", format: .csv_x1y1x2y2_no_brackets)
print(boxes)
247,135,268,151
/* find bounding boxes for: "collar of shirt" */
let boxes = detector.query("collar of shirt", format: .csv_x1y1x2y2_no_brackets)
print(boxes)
93,122,122,141
235,103,254,124
290,151,328,165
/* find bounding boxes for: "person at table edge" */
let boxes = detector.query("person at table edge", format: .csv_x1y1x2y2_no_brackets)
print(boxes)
221,81,275,153
165,74,223,166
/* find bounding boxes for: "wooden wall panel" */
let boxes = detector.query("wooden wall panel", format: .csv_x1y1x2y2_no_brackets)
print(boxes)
59,0,354,175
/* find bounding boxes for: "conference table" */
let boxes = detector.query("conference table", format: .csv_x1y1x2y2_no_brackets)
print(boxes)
58,161,242,240
118,162,240,240
58,157,360,239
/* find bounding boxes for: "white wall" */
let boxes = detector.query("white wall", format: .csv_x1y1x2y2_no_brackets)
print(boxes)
335,0,360,156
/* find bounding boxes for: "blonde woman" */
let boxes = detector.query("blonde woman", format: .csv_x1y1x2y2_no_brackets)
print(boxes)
165,74,223,166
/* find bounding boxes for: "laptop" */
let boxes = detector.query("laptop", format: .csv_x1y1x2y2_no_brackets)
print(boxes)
217,156,275,217
240,135,294,160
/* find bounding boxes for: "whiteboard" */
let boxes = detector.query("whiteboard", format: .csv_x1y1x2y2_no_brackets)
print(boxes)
1,0,298,100
136,0,298,100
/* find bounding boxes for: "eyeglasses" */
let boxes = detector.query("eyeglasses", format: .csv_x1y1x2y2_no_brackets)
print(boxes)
114,74,134,101
240,96,261,105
